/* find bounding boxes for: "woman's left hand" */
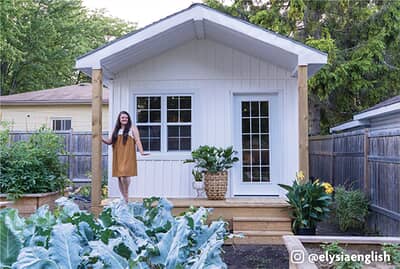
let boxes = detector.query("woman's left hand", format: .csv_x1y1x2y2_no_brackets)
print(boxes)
141,152,150,156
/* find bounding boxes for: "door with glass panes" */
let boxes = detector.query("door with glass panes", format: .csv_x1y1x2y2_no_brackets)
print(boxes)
232,95,282,196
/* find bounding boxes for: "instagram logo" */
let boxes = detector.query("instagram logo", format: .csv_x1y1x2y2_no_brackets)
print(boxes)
291,250,305,264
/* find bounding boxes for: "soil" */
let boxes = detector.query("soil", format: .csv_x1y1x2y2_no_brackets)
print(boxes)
223,245,289,269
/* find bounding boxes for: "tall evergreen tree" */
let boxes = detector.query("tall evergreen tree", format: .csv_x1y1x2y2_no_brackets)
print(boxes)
205,0,400,133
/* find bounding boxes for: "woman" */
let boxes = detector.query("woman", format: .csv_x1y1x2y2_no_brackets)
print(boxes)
102,111,148,202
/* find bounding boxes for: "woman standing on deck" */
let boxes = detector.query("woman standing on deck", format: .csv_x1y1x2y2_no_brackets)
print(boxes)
102,111,149,202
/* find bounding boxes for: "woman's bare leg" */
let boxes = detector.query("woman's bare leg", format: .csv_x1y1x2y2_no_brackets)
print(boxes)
117,177,125,200
119,176,131,202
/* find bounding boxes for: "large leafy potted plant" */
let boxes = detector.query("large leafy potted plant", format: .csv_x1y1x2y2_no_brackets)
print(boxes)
184,145,239,200
0,124,68,216
278,172,333,235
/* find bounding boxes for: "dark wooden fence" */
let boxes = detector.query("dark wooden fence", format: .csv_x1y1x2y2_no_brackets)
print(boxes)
9,131,109,182
310,129,400,236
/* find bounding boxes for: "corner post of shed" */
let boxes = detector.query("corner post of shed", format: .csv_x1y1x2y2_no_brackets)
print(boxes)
91,68,103,216
298,65,309,179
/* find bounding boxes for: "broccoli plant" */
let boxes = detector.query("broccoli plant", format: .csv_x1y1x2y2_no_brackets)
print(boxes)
0,197,228,268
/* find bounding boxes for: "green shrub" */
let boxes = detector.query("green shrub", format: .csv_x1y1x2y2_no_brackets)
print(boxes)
334,186,369,232
0,197,229,268
0,126,68,200
382,243,400,266
321,242,363,269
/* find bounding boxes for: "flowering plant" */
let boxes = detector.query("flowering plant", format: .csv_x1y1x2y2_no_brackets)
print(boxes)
279,172,333,232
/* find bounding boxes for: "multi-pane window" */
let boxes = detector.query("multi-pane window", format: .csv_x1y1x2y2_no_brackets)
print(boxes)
167,96,191,151
135,95,192,152
52,118,72,131
136,97,161,151
241,101,270,182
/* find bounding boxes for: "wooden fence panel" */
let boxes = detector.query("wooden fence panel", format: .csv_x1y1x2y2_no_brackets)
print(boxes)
309,136,333,183
8,131,109,181
309,129,400,236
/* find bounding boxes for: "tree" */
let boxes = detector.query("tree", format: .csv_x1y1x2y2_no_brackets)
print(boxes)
205,0,400,133
0,0,135,95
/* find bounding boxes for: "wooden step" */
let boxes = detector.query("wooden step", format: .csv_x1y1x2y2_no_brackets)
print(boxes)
233,217,292,231
232,230,294,245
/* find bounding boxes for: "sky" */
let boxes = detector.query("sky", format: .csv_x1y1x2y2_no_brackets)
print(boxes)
82,0,204,27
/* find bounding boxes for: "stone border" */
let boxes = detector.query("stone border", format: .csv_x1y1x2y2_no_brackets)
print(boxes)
283,235,400,269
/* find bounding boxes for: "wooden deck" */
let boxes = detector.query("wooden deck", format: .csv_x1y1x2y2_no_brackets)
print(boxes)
102,197,293,244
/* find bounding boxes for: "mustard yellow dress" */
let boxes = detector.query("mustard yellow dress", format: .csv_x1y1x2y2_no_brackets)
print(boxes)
112,128,137,177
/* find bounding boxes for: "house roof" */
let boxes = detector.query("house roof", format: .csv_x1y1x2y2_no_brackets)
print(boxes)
75,3,327,82
330,95,400,133
0,83,109,105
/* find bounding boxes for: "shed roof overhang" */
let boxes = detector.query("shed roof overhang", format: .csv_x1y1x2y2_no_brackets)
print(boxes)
75,4,327,82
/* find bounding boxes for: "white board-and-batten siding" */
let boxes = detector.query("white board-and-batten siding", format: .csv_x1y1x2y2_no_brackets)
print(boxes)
107,39,299,198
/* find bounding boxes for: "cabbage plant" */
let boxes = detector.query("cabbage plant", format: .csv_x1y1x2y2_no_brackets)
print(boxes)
0,197,228,268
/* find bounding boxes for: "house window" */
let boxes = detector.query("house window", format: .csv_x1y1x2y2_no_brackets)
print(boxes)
52,118,72,131
136,95,192,152
136,96,161,151
241,101,270,182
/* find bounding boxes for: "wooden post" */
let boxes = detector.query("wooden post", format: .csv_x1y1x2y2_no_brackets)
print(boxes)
91,69,103,216
68,128,73,180
363,129,370,198
298,65,309,179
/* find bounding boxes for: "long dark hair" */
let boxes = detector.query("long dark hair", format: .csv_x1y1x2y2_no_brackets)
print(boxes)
111,111,132,146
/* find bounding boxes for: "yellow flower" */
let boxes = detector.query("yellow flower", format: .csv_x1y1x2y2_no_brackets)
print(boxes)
321,182,334,194
102,186,108,197
296,171,307,184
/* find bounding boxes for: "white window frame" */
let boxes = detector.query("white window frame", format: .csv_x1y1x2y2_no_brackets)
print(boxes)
51,117,72,132
134,94,193,153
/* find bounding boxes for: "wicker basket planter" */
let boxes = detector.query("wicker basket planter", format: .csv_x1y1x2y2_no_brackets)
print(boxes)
204,171,228,200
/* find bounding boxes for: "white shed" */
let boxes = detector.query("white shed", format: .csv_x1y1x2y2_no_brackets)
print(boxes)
76,4,327,200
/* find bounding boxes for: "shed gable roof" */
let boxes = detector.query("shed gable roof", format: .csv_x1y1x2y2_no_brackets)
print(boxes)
75,4,327,82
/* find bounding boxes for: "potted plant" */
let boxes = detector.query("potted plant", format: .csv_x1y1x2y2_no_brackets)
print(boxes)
278,171,333,235
191,169,205,197
184,145,239,200
0,124,69,216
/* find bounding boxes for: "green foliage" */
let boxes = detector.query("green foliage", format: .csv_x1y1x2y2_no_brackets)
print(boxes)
321,242,363,269
0,0,135,95
279,178,332,231
192,169,203,182
184,145,239,174
0,126,68,200
204,0,400,134
382,243,400,266
334,186,369,232
0,209,22,268
0,197,229,268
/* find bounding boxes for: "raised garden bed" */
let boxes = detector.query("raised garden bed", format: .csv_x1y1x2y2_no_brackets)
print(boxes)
0,191,61,217
283,235,400,269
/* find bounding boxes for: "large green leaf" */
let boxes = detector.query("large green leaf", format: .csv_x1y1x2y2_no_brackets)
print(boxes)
48,223,82,269
150,217,191,268
11,246,58,269
89,239,128,268
0,210,22,267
